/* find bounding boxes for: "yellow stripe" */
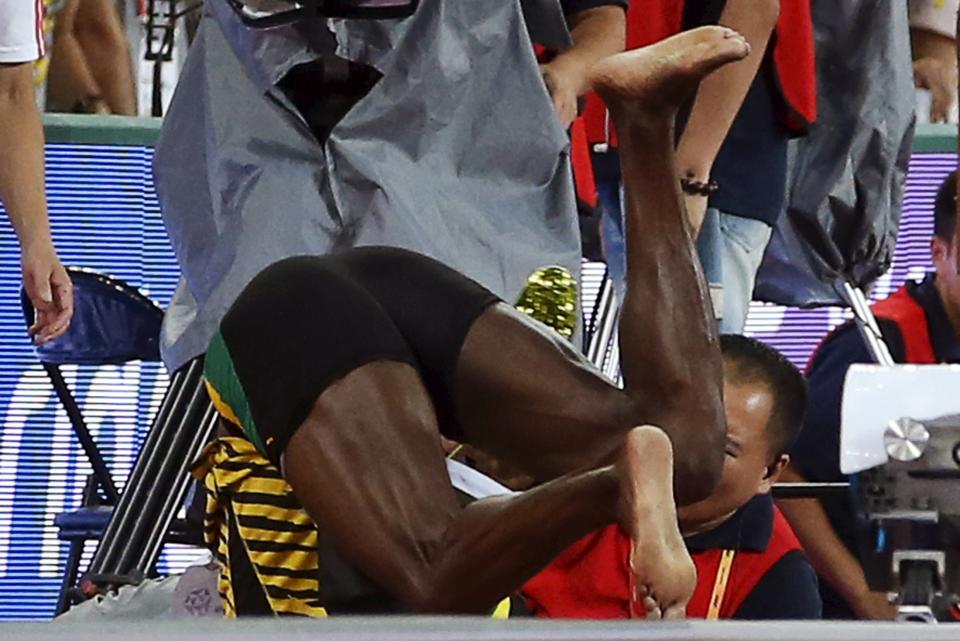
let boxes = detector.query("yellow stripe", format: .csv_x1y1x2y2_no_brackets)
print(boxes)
707,549,736,620
205,379,243,428
229,476,300,496
236,527,318,547
259,575,321,594
242,548,318,569
274,599,327,617
491,597,512,619
230,502,314,522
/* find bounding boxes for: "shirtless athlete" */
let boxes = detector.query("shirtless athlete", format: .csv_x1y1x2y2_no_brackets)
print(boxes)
203,26,750,619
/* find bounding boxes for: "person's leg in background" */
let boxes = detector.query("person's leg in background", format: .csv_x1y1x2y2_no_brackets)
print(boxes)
695,207,725,327
73,0,136,115
46,0,136,114
699,208,773,334
46,0,108,113
594,150,627,300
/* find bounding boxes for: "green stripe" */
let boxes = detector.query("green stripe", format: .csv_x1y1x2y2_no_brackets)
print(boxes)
912,123,957,153
43,113,162,146
205,331,269,455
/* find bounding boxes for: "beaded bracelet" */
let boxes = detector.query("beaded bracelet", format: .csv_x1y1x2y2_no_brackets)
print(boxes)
680,174,719,197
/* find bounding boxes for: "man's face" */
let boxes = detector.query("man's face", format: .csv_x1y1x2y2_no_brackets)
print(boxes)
933,233,960,327
677,367,783,533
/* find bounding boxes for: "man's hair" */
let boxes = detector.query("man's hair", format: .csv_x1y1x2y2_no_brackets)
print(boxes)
720,334,807,457
934,171,957,243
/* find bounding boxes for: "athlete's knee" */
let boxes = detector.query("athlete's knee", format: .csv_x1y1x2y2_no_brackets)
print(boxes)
664,408,724,504
627,398,724,505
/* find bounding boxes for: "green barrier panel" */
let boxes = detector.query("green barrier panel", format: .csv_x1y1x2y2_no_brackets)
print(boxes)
42,115,956,153
912,123,957,154
43,113,163,147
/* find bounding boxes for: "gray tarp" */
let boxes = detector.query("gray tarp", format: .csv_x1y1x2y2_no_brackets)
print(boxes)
754,0,917,307
155,0,581,372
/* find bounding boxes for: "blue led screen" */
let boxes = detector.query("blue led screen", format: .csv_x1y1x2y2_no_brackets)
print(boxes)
0,137,955,619
0,142,187,620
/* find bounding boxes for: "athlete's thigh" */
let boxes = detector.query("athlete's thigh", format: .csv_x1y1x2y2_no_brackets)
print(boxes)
453,303,638,481
210,254,418,466
283,361,462,612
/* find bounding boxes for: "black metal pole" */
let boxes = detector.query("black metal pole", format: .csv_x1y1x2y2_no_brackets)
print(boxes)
43,364,120,503
136,404,217,575
118,375,211,573
86,360,201,576
772,481,851,499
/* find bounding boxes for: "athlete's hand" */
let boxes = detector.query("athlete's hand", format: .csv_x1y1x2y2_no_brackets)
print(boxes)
541,61,582,130
914,57,957,124
22,240,74,344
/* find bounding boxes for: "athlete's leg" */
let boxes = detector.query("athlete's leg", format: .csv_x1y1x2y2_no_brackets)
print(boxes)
282,363,662,614
595,27,743,497
454,28,745,505
211,256,673,614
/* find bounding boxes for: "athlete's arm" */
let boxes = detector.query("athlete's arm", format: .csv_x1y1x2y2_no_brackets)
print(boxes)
0,61,73,343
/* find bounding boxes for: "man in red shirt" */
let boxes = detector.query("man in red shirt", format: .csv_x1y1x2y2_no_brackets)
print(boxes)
522,335,821,619
781,171,960,620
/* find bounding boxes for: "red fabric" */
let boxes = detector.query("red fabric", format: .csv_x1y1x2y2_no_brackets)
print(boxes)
523,525,633,619
583,0,817,145
582,1,684,146
870,286,938,364
772,0,817,132
688,508,804,617
522,506,803,619
34,0,45,58
805,285,937,376
534,45,597,206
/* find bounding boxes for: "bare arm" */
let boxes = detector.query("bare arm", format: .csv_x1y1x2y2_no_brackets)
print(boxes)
777,464,895,620
676,0,780,234
0,62,73,342
910,27,957,123
542,6,627,127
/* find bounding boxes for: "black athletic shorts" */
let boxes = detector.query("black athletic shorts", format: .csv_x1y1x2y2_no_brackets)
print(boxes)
203,247,501,466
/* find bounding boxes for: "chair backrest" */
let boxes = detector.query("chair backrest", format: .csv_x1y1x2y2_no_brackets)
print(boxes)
21,268,164,366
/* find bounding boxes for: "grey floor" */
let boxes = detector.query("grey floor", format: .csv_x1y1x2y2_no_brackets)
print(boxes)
7,617,960,641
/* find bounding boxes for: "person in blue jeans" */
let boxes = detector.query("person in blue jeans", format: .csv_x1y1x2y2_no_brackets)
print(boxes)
685,0,786,333
597,0,813,334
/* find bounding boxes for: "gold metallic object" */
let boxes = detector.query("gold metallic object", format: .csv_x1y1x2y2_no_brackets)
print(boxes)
514,266,578,340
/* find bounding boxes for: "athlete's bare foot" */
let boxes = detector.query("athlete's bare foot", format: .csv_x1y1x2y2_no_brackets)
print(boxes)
616,426,696,619
589,26,750,118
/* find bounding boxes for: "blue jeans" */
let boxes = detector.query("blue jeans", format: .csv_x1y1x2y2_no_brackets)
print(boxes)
600,196,772,334
597,174,627,302
699,208,773,334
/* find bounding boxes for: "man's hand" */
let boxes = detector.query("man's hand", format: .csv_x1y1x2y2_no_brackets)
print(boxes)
22,240,73,344
541,5,626,129
0,62,73,344
852,589,896,621
541,61,583,129
913,57,957,123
